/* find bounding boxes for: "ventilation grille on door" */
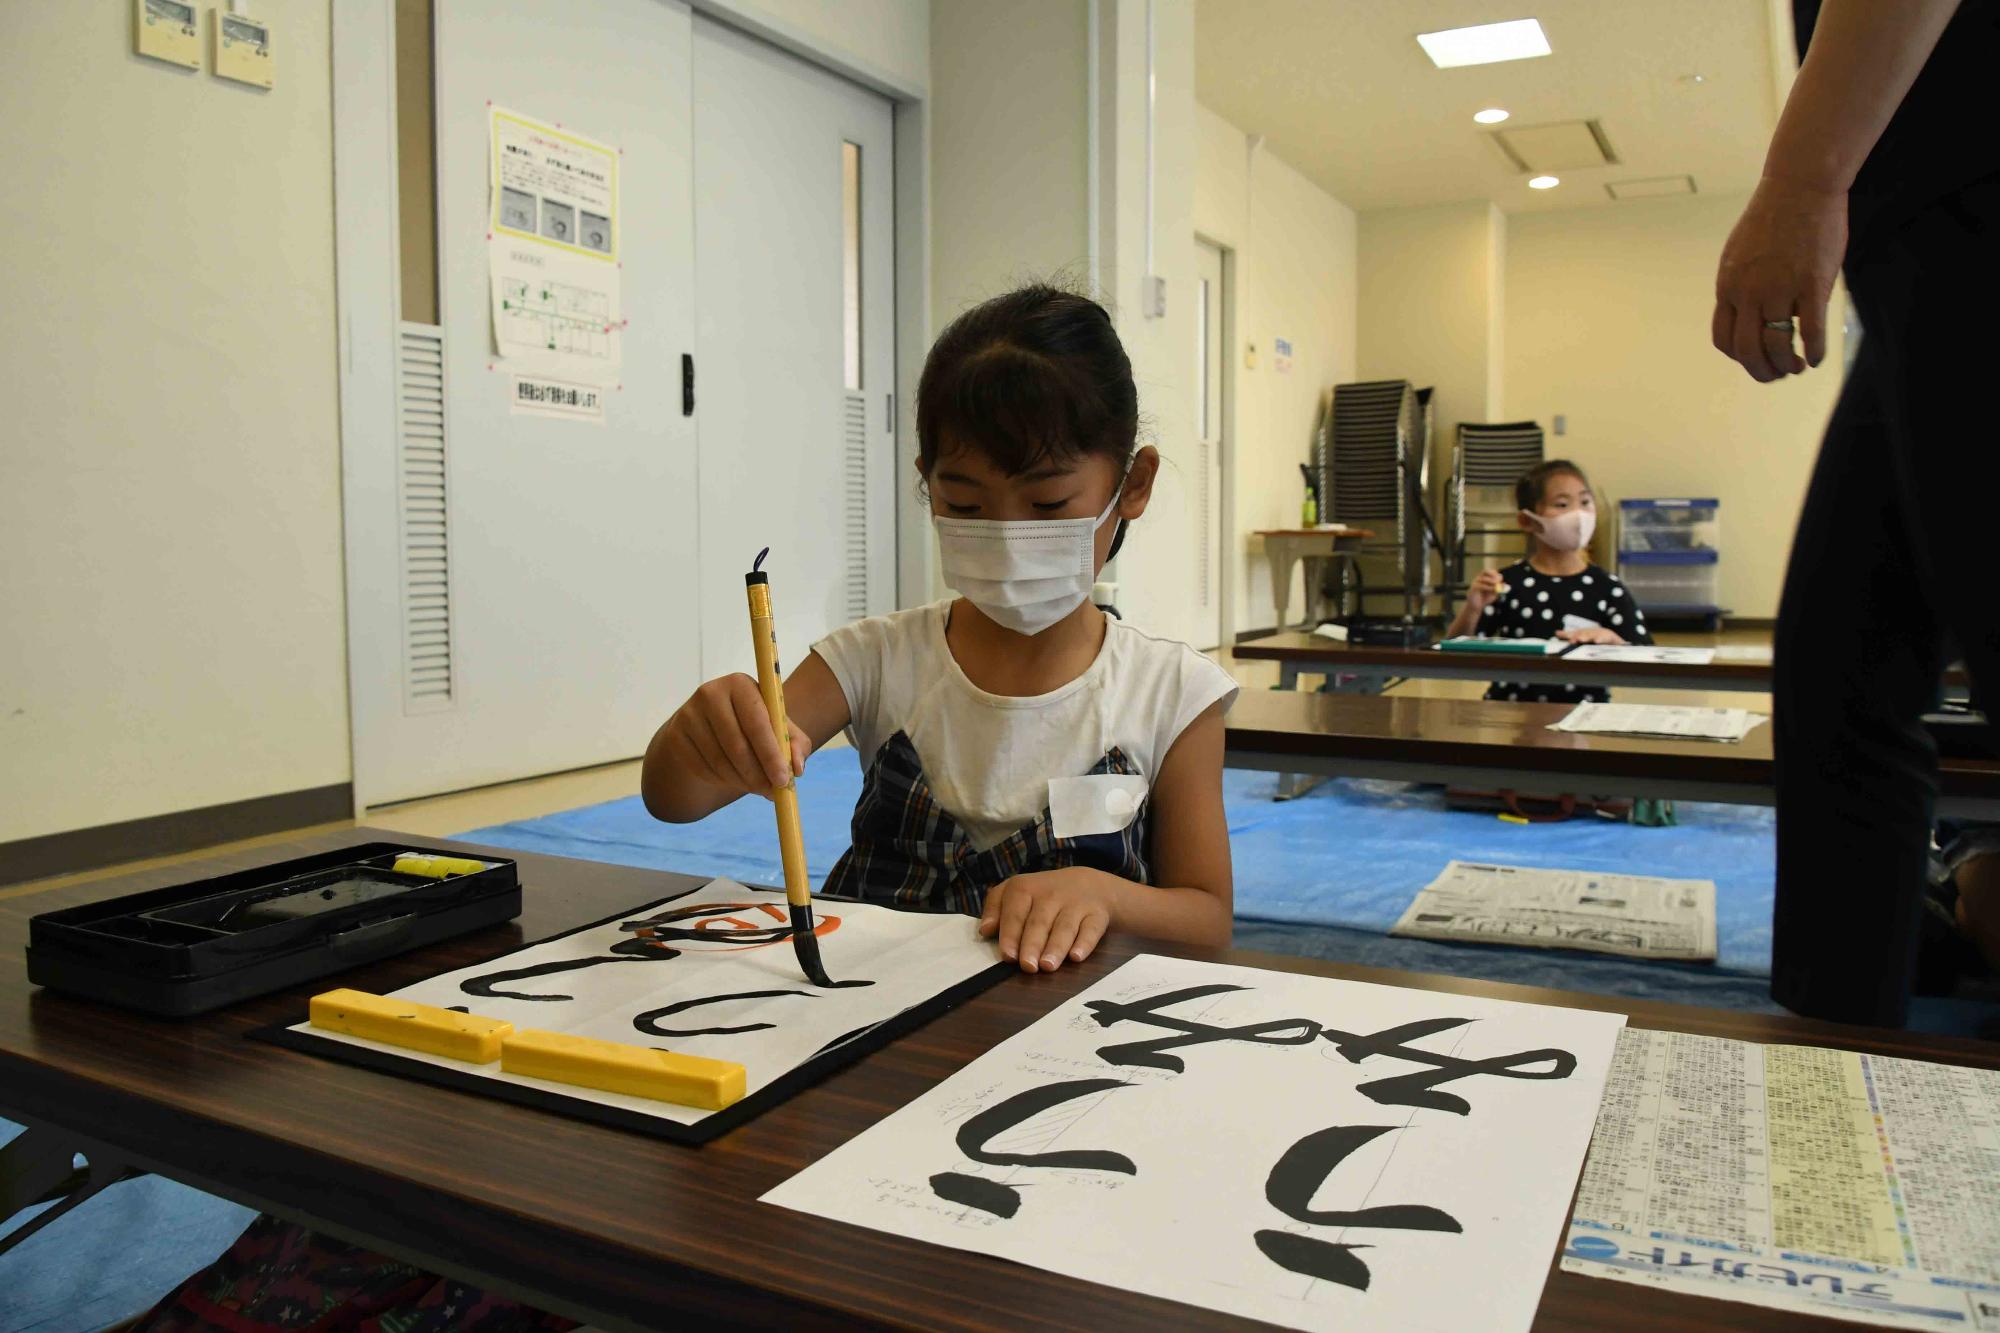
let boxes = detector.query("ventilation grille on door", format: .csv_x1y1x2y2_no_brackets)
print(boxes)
398,323,454,711
842,393,868,621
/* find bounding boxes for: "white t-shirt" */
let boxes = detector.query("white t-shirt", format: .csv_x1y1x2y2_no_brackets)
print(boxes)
813,601,1239,850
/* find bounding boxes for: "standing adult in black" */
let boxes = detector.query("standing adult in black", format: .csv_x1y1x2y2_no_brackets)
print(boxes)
1714,0,2000,1025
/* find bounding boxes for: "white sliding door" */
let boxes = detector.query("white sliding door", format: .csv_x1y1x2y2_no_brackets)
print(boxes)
342,3,902,808
691,17,898,678
349,0,701,805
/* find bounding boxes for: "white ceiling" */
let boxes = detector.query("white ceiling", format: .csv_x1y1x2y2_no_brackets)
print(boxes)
1194,0,1785,214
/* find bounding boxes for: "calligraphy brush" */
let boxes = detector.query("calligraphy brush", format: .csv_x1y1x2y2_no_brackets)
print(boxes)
744,547,837,988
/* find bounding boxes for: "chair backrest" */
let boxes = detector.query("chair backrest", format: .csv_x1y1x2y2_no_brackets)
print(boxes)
1451,421,1544,585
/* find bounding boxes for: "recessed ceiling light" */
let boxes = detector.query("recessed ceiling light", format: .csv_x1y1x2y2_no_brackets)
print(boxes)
1528,175,1561,190
1473,108,1511,124
1416,19,1552,69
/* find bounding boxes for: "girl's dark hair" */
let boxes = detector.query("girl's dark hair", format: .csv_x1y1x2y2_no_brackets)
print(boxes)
1516,458,1590,512
916,285,1139,478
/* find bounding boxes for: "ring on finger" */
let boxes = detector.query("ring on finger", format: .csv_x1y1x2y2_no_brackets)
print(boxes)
1762,319,1795,333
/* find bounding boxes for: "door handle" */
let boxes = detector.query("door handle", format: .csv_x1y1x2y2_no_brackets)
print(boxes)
682,354,695,416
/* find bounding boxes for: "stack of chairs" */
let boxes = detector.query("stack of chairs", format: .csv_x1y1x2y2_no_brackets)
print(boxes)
1313,380,1436,636
1447,421,1544,598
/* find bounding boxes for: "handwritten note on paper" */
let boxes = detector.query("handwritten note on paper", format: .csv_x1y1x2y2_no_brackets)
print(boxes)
1564,1028,2000,1329
765,954,1625,1331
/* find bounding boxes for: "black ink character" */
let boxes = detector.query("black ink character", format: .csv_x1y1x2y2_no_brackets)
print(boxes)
459,900,874,1001
1085,984,1325,1071
632,988,815,1037
1317,1018,1575,1115
1252,1125,1461,1290
1086,984,1575,1115
927,1078,1137,1219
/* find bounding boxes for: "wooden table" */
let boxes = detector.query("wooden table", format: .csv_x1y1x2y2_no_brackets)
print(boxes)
1236,631,1777,694
1253,528,1375,631
1224,688,2000,817
1235,632,1974,700
8,830,1999,1331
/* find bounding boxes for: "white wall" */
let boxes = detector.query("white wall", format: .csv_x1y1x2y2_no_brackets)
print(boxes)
1195,106,1358,635
1504,190,1843,617
0,4,349,843
928,0,1090,326
1357,199,1506,496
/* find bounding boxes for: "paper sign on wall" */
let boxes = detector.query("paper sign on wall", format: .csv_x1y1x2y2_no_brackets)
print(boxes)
487,107,622,386
1273,336,1294,374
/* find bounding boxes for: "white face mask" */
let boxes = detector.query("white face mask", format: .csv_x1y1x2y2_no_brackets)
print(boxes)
934,473,1127,635
1522,506,1596,552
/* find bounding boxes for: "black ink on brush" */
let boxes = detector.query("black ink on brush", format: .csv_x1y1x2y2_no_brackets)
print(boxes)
746,546,846,990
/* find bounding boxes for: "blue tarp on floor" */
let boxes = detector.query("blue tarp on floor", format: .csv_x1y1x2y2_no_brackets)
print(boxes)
0,1120,253,1333
456,747,1781,1000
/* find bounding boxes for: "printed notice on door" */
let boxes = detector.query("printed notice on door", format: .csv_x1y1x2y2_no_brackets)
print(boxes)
1562,1027,2000,1329
487,107,622,386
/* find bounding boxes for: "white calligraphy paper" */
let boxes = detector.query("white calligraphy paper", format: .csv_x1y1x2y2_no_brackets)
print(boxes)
289,879,998,1128
765,954,1625,1331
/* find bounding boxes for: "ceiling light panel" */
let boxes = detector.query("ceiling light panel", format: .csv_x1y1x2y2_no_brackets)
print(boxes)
1416,19,1551,69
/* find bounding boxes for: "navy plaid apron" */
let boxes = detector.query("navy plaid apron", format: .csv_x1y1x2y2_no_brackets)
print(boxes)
823,730,1150,914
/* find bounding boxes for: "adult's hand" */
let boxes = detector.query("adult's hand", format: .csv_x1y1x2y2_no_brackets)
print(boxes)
1711,177,1847,383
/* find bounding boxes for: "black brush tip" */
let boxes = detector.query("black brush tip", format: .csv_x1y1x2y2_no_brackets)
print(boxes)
789,902,838,988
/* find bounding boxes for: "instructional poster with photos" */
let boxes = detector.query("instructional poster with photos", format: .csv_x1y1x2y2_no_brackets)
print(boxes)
487,106,622,387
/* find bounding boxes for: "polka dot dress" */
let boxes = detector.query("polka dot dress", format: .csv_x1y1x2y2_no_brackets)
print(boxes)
1477,560,1652,703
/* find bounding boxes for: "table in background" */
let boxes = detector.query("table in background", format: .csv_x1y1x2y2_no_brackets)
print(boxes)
1253,527,1374,631
1236,631,1776,695
7,830,1999,1331
1224,689,2000,818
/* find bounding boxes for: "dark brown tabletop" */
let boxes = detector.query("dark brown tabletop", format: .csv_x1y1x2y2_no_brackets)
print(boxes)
7,830,1998,1331
1223,688,2000,815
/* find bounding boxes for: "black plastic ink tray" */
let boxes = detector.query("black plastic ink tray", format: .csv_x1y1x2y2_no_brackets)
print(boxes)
25,843,522,1017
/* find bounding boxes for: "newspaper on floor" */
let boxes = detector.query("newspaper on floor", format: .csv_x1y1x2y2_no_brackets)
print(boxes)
1562,644,1718,665
1549,701,1765,743
1390,860,1717,961
1562,1027,2000,1330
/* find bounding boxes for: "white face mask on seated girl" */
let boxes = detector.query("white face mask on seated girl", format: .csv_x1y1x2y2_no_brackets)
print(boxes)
1521,505,1596,553
934,473,1127,635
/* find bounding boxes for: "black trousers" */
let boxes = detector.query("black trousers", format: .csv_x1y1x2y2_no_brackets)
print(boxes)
1772,174,2000,1025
